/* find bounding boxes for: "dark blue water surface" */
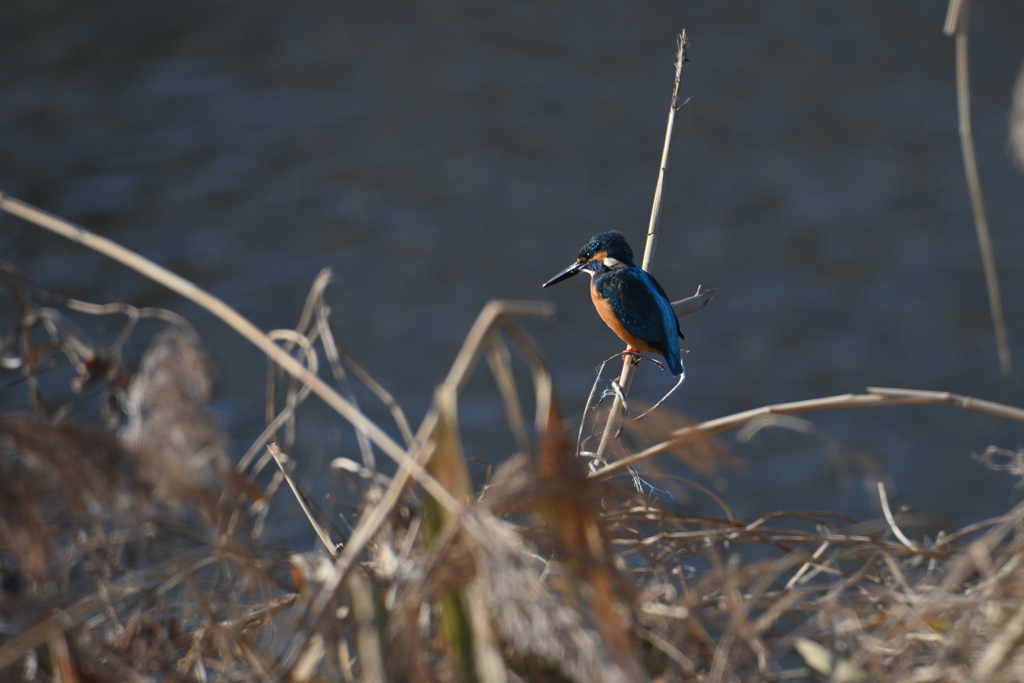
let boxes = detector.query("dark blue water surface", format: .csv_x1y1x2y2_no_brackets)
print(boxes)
2,1,1023,541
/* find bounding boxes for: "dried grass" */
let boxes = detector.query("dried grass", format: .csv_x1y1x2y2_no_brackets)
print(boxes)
1,18,1022,678
1,255,1024,683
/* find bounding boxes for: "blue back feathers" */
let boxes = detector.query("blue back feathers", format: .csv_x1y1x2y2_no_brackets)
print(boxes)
593,267,683,375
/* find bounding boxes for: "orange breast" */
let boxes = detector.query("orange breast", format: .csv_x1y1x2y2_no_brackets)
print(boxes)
590,281,658,353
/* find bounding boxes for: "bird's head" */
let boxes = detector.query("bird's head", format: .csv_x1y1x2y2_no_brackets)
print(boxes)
542,231,637,288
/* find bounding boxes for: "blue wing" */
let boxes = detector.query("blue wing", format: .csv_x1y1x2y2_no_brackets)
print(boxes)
595,268,683,375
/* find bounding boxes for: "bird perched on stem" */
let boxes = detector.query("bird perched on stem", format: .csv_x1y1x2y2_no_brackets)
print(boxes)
543,231,684,377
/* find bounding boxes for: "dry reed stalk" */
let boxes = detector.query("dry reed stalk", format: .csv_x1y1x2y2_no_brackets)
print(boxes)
594,30,690,462
593,386,1024,479
6,21,1024,679
278,299,555,676
1011,56,1024,168
6,260,1024,680
943,0,1012,375
0,194,462,515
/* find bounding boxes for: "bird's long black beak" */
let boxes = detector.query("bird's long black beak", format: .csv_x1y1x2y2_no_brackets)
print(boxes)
542,261,584,288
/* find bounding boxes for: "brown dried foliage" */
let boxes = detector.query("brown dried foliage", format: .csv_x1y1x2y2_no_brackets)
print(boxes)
2,266,1024,683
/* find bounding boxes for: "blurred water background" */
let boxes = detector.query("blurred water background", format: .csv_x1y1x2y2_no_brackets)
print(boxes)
2,1,1023,544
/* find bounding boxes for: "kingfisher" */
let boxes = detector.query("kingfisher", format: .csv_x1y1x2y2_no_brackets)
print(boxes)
543,231,684,376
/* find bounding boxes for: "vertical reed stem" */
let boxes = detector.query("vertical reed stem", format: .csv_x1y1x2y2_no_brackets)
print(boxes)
595,31,689,460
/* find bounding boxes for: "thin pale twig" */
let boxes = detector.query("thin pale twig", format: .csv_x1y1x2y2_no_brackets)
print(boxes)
878,481,918,551
592,386,1024,479
944,0,1011,375
577,354,617,459
635,370,686,420
267,443,342,555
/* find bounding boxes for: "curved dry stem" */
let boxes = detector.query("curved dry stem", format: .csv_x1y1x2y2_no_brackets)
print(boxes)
592,386,1024,479
943,0,1012,375
635,370,686,420
0,194,463,516
577,353,620,462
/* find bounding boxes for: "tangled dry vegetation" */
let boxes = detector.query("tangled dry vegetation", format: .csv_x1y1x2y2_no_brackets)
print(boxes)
1,255,1024,683
3,15,1024,682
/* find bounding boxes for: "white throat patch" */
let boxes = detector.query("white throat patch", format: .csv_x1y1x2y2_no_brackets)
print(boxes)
603,257,625,269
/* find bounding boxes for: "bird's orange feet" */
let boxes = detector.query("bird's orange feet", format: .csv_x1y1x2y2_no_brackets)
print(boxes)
622,346,642,364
